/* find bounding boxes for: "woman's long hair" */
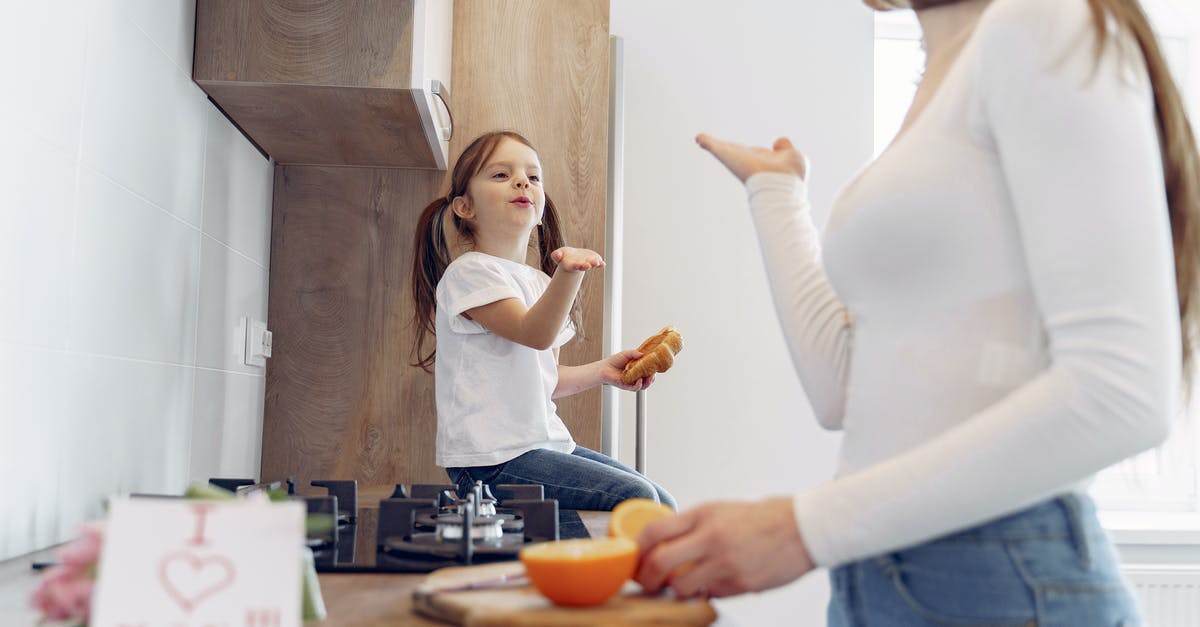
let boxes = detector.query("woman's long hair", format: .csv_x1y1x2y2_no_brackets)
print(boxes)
410,130,582,371
876,0,1200,394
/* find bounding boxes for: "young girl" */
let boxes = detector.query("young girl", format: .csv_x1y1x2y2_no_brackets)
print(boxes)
410,130,676,511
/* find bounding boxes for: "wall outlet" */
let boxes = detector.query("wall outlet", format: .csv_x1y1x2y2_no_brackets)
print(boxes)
244,318,272,367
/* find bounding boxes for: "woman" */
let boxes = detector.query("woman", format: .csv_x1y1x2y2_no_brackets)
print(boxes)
635,0,1200,624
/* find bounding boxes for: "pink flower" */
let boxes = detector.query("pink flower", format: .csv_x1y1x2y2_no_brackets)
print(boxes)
29,524,104,624
58,526,102,571
30,565,93,622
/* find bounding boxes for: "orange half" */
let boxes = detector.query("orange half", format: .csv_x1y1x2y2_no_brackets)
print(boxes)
519,538,637,607
608,498,675,541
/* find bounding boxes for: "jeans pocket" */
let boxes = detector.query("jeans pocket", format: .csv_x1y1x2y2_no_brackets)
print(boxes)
878,543,1038,626
1006,539,1141,626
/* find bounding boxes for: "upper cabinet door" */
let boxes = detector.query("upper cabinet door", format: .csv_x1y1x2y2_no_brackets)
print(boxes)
193,0,453,169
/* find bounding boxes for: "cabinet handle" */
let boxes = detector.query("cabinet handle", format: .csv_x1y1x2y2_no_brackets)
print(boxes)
431,79,453,141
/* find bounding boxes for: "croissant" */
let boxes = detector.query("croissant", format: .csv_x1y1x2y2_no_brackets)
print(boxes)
621,326,684,385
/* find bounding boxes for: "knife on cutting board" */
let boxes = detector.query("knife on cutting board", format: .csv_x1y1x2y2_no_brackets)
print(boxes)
411,562,717,626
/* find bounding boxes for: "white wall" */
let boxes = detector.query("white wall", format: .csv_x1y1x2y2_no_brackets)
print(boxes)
0,0,273,560
610,2,873,624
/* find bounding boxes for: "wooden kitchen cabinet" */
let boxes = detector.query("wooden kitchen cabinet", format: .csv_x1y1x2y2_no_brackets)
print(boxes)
193,0,453,168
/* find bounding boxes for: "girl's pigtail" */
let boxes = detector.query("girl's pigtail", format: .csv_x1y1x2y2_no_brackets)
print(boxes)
537,194,584,338
411,197,453,371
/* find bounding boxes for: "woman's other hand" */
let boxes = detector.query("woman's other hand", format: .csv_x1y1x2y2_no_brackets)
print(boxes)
695,134,808,183
635,496,815,598
551,246,605,273
599,349,655,391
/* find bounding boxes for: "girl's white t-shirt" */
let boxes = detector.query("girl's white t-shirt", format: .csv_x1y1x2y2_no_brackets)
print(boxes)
433,251,576,467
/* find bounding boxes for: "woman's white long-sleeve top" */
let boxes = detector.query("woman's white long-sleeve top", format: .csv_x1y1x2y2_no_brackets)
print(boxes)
752,0,1181,567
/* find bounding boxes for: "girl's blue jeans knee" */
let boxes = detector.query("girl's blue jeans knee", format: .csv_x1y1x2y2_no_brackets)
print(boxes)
827,493,1141,626
446,445,676,511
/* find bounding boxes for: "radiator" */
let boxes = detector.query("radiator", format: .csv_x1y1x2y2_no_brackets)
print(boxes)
1124,566,1200,627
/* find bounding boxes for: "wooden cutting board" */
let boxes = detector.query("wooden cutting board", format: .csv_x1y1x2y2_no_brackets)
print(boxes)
411,562,717,626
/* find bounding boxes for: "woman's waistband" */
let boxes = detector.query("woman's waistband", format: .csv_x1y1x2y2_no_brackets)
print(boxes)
930,492,1103,543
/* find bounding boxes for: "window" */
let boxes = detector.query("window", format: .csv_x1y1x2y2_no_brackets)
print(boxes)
873,10,923,157
872,5,1200,515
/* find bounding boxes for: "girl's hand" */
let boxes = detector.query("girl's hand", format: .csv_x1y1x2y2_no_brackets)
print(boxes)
599,349,655,391
635,497,814,598
695,134,809,183
551,247,605,273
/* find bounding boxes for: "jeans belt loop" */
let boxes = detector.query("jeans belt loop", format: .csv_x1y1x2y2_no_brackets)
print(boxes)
876,554,900,577
1059,495,1092,569
456,469,476,498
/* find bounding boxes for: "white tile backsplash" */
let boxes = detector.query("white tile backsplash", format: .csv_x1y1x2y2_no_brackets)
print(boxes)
69,167,202,365
195,235,269,374
0,2,88,152
56,354,195,539
0,343,70,557
122,0,198,76
0,133,77,348
202,106,274,267
0,1,273,561
79,5,208,227
190,369,266,483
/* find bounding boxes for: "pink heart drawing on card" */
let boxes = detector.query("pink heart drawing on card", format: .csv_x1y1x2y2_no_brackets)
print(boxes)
158,551,236,613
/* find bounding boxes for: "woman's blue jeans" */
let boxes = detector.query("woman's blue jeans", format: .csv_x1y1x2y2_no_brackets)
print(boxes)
828,493,1140,626
446,445,677,511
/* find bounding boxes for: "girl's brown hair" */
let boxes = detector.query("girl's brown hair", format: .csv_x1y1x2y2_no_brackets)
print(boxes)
410,130,581,371
880,0,1200,393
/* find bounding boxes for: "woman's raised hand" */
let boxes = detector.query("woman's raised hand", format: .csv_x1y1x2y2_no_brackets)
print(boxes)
695,134,808,183
551,247,605,273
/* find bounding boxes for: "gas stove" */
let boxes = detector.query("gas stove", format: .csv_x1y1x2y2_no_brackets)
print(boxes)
207,477,589,574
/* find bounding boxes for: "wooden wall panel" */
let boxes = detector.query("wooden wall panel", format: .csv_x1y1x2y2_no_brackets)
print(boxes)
449,0,611,449
263,166,445,485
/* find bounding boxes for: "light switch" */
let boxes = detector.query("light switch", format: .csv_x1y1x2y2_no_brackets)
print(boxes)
244,318,272,367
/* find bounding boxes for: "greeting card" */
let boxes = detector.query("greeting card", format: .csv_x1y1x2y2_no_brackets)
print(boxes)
90,496,304,627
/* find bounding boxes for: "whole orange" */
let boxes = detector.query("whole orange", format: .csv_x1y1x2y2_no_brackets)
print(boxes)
518,538,638,606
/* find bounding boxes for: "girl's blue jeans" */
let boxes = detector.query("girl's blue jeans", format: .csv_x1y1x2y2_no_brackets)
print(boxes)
828,493,1140,626
446,445,677,511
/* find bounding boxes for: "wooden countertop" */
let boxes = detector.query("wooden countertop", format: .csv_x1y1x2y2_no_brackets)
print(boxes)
317,575,443,626
314,510,612,626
